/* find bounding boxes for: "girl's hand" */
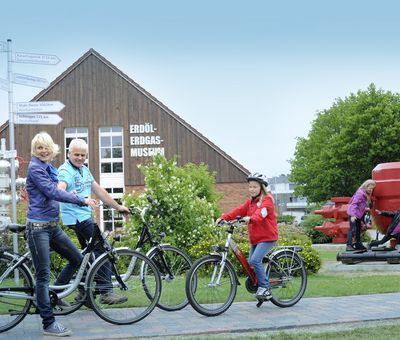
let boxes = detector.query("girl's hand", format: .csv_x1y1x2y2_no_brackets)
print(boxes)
350,216,356,223
242,216,251,224
215,218,223,226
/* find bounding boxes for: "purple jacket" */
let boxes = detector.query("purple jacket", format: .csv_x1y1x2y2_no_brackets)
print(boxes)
347,188,368,219
26,156,86,222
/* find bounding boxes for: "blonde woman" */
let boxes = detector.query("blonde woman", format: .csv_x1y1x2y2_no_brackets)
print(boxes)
346,179,376,251
26,132,96,337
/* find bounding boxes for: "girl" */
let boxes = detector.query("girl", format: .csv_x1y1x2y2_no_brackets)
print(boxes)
346,179,376,251
216,172,278,300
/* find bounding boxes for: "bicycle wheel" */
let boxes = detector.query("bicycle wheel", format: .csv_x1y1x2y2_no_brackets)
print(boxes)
86,249,161,325
47,251,86,316
268,251,307,307
185,255,237,317
146,245,192,311
0,254,33,333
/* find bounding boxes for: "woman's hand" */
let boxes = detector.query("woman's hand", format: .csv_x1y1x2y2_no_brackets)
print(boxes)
84,198,98,209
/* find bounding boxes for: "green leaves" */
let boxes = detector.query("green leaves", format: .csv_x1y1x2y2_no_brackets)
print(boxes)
290,84,400,202
123,154,222,253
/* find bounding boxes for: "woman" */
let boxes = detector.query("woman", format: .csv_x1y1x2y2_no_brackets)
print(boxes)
346,179,376,251
216,172,278,301
26,132,96,337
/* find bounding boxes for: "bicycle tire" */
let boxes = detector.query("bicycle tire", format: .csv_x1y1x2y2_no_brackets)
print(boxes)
0,253,34,333
268,251,307,307
146,245,192,311
86,249,161,325
185,255,237,317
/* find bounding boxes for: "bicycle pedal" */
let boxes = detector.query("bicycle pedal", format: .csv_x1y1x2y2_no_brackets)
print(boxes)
256,299,264,308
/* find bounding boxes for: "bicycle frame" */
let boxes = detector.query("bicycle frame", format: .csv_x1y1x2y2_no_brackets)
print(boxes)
131,204,175,279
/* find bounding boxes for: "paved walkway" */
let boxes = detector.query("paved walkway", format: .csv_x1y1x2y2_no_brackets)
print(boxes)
1,292,400,339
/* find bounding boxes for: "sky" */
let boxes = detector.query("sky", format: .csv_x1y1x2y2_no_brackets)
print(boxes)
1,0,400,176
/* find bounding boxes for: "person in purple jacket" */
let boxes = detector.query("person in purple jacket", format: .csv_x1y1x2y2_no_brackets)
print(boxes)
346,179,376,251
26,132,96,337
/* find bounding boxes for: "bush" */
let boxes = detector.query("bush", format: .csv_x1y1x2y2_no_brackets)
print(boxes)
189,222,321,275
123,154,222,254
277,215,295,224
301,214,333,244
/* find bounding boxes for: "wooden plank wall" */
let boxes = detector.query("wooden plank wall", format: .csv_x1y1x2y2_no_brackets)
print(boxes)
0,52,247,185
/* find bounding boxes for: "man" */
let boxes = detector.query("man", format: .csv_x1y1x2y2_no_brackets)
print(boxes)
58,138,130,305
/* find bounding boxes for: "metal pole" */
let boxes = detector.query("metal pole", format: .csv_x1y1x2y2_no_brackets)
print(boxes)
7,39,18,253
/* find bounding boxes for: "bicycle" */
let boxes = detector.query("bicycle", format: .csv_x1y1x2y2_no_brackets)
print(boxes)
0,222,161,333
129,196,193,311
185,218,307,316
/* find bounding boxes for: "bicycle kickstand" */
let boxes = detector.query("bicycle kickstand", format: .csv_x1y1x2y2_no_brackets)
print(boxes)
256,297,264,308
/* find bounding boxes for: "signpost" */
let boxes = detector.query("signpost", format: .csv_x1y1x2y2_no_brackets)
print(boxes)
0,39,62,254
13,73,49,88
0,78,7,92
14,52,61,65
14,113,63,125
15,101,65,113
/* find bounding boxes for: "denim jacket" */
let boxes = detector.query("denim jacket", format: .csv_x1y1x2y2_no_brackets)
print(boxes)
26,156,86,222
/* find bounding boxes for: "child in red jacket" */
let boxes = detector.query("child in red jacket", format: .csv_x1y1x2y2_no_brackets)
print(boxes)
216,173,278,301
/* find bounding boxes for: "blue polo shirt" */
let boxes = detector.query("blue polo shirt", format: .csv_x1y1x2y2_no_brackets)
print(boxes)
58,160,94,225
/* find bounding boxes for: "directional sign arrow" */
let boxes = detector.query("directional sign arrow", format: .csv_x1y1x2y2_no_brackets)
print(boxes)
14,52,61,65
14,113,63,125
0,78,8,92
0,41,6,52
13,73,49,89
15,101,65,113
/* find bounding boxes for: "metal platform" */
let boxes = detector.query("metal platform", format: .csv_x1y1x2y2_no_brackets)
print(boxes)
337,247,400,264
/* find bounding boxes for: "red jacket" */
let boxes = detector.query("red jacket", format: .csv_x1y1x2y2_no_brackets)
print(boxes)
222,195,278,245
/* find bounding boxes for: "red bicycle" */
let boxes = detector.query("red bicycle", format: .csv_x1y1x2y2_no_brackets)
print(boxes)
185,218,307,316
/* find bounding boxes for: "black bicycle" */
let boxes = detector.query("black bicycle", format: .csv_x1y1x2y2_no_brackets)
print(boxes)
129,196,193,311
0,222,161,333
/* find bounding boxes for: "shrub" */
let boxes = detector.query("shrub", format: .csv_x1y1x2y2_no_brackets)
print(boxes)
277,215,295,224
123,154,222,254
301,214,332,244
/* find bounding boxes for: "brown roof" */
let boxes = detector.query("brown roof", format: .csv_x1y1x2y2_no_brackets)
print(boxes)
5,48,249,176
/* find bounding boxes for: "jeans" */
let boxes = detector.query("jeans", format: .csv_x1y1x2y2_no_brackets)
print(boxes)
63,218,112,293
249,241,275,289
347,217,361,246
27,225,83,329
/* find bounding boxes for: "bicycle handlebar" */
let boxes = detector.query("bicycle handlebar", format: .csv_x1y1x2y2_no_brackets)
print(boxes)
128,195,155,222
216,217,245,228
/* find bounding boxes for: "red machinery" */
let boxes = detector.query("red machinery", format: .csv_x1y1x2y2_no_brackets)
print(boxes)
336,162,400,264
314,197,353,244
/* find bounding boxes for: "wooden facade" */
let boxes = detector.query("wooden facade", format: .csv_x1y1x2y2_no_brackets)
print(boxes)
0,49,248,211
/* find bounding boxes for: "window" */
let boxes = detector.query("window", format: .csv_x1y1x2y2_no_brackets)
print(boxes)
99,127,123,174
102,187,124,231
64,128,89,165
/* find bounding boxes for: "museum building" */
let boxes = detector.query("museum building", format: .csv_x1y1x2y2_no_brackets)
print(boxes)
0,49,249,230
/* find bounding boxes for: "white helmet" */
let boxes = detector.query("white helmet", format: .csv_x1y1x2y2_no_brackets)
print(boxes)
247,172,268,186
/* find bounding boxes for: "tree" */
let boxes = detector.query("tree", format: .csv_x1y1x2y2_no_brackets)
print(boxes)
290,84,400,202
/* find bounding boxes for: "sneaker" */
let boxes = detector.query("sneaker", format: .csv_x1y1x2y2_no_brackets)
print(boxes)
354,243,367,251
43,321,72,337
99,291,128,305
255,287,272,301
74,290,92,309
346,245,355,251
56,299,70,308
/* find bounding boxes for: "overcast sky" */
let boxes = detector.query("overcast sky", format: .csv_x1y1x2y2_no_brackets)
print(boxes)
1,0,400,176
